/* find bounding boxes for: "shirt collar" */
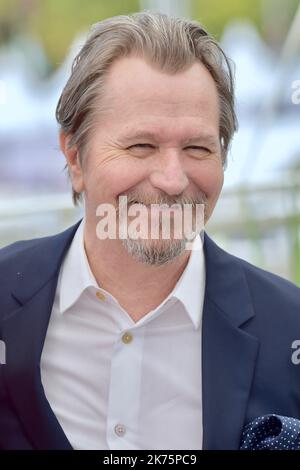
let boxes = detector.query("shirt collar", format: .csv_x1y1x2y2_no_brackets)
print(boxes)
167,233,205,330
58,220,205,330
59,220,99,314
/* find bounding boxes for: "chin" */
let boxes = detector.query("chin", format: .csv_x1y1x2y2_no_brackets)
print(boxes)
121,236,188,266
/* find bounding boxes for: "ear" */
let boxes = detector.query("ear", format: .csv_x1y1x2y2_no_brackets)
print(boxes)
59,131,84,194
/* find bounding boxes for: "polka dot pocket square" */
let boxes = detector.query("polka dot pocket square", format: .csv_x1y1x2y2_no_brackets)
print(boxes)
240,414,300,450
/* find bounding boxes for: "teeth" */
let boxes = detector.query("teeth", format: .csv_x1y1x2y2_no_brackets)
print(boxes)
130,202,181,209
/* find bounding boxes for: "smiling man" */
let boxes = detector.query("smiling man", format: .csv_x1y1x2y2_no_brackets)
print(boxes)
1,12,300,451
61,53,223,321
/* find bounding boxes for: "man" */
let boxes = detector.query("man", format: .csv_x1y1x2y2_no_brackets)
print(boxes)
0,12,300,451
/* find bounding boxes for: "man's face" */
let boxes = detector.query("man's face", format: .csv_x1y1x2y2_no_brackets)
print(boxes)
68,55,224,263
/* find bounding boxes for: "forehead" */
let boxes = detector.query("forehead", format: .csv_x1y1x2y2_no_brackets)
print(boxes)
99,55,220,138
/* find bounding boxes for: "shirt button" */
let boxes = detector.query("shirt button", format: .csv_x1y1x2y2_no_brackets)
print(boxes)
96,291,106,301
122,332,133,344
114,423,126,437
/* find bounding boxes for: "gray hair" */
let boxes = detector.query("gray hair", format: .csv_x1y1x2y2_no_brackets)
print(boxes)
56,11,238,205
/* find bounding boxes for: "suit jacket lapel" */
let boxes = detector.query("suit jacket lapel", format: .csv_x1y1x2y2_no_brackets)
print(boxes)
202,234,260,450
1,221,81,450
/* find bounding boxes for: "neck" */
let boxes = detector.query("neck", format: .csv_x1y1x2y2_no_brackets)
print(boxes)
83,222,191,322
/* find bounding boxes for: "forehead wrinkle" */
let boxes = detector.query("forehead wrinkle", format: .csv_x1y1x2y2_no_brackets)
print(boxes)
118,127,219,146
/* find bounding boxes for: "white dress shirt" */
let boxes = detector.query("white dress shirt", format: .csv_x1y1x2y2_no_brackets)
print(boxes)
40,220,205,450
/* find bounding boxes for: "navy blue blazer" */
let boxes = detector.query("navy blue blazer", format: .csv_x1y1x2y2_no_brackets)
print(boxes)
1,220,300,450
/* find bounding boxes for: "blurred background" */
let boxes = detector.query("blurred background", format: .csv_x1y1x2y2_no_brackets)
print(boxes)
0,0,300,283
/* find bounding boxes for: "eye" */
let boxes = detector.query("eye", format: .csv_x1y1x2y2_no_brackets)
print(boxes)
128,143,154,149
185,146,211,153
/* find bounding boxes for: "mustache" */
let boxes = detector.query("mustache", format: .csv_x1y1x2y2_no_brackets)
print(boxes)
118,192,207,208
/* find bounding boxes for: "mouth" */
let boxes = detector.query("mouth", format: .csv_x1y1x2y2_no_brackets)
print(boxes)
130,201,182,209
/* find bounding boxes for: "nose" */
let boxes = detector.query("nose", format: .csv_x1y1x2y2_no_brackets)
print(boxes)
149,150,189,196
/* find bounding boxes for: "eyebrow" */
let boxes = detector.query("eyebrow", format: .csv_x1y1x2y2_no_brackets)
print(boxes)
118,130,219,146
119,131,159,143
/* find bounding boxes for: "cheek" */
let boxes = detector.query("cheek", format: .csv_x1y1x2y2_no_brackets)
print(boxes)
109,164,146,200
84,155,148,203
192,161,224,201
